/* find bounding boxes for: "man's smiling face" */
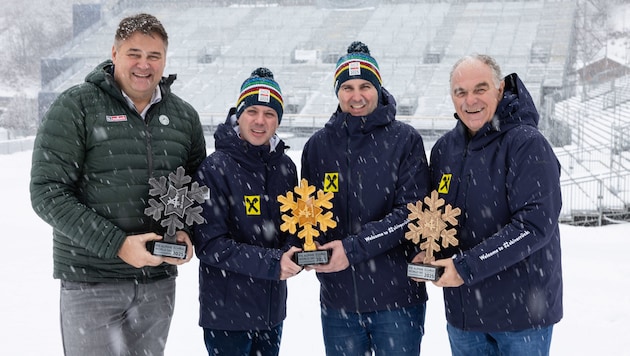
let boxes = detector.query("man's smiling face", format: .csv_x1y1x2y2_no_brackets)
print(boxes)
337,78,379,117
237,105,279,146
450,58,504,135
112,31,166,108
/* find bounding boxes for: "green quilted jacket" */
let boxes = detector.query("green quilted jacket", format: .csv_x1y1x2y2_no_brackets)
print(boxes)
30,60,206,283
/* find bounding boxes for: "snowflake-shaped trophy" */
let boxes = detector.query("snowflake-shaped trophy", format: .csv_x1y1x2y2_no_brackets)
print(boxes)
278,178,337,265
144,166,208,259
405,190,461,280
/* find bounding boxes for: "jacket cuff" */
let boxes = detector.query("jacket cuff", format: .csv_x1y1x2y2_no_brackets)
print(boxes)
453,253,474,285
268,248,283,280
341,236,356,264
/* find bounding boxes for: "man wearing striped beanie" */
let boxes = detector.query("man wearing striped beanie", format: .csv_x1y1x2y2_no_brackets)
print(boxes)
192,66,300,355
236,67,284,124
334,41,383,100
229,67,285,147
301,41,431,356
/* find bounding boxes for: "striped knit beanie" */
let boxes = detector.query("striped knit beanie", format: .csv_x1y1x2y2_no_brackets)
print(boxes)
334,41,382,96
236,67,284,123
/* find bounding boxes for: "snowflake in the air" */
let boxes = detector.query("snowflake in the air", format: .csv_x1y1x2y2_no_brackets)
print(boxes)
405,190,460,263
278,178,337,251
145,166,208,239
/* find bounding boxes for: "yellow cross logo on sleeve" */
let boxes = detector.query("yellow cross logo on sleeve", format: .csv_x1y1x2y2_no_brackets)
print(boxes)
323,173,339,193
438,174,452,194
244,195,261,215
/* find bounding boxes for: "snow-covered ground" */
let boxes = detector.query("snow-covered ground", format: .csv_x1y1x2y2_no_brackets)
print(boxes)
2,148,629,355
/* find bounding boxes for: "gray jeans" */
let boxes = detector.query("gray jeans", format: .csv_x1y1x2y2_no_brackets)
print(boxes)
60,277,176,356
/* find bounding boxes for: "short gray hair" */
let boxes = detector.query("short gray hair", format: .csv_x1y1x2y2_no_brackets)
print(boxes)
450,54,502,89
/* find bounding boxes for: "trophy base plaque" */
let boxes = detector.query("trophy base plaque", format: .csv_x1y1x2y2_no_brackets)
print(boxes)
147,241,187,259
407,263,444,281
294,250,331,266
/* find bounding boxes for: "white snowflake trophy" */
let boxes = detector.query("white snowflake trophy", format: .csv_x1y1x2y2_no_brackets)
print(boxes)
405,190,461,281
278,178,337,266
144,166,208,259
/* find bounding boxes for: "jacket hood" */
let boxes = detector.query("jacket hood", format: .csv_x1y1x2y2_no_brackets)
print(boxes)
496,73,539,127
453,73,539,149
85,60,177,101
325,86,397,133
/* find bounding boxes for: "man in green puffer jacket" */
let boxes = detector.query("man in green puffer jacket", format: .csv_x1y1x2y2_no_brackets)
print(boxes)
30,13,206,356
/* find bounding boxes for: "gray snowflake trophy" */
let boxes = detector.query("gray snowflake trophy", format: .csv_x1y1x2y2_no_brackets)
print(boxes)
405,190,461,281
278,178,337,266
144,166,208,259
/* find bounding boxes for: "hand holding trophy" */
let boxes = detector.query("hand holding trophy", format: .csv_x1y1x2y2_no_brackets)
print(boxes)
144,166,208,259
278,178,337,266
405,190,461,281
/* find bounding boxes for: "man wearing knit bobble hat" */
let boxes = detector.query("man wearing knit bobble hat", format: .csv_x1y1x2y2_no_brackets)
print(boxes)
192,68,302,356
301,41,431,355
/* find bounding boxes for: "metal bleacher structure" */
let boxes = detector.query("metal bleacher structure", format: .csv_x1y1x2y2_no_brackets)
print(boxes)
39,0,630,225
552,76,630,225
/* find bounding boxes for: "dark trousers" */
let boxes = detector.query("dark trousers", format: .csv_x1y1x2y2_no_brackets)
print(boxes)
203,324,283,356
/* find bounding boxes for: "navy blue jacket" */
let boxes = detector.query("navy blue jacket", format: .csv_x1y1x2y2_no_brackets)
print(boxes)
430,74,563,332
193,111,298,331
301,88,430,313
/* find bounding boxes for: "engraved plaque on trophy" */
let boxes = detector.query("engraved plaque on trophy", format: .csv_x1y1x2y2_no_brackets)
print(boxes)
144,166,208,259
278,178,337,266
405,190,461,281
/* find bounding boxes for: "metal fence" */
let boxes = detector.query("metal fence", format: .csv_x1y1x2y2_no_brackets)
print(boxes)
560,171,630,226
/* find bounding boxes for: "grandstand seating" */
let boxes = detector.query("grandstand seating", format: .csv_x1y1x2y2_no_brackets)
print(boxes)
40,1,575,119
38,0,630,225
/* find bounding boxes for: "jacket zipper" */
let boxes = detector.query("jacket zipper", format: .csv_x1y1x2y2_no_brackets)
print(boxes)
142,109,154,283
459,141,471,329
344,125,361,312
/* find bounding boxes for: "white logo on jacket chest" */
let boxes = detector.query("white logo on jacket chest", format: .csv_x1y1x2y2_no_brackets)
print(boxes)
159,115,170,126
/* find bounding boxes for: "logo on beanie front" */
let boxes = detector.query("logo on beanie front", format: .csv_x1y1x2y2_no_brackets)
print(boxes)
257,88,271,103
349,62,361,76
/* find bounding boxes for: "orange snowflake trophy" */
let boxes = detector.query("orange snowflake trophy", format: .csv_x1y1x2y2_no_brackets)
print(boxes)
405,190,461,281
144,166,208,259
278,178,337,266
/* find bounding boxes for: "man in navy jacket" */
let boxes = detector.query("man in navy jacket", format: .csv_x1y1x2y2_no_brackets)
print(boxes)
193,68,301,356
301,41,430,356
424,54,563,356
